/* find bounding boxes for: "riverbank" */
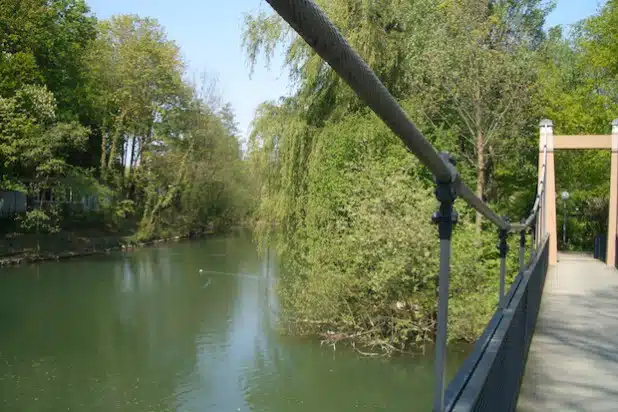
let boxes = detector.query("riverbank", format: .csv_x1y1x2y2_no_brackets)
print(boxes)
0,229,217,267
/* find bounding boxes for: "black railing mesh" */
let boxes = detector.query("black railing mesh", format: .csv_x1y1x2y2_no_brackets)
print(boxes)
444,236,550,412
593,234,607,262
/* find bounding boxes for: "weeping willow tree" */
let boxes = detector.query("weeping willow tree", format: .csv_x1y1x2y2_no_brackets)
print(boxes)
244,0,549,349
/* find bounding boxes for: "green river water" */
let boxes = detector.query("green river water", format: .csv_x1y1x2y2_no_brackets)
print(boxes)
0,232,468,411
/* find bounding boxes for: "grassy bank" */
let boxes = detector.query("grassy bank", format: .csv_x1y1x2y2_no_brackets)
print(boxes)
0,228,217,267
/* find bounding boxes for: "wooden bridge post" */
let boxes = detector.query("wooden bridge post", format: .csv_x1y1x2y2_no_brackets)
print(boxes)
540,119,557,265
608,120,618,266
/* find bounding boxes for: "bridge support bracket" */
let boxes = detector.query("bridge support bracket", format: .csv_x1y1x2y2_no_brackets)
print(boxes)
431,153,459,239
431,152,458,412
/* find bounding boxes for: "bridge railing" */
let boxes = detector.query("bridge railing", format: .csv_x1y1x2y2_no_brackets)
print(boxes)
264,1,550,411
443,235,549,411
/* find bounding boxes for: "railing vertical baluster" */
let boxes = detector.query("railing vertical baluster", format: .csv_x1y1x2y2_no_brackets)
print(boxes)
519,223,526,273
535,193,541,248
435,237,451,411
498,222,509,309
530,222,536,261
432,153,458,412
533,218,537,248
536,192,545,244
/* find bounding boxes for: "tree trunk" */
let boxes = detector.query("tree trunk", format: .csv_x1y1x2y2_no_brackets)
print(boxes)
476,130,485,235
107,111,126,172
100,132,107,172
131,134,140,170
108,134,118,171
137,121,153,171
127,136,136,179
141,140,194,237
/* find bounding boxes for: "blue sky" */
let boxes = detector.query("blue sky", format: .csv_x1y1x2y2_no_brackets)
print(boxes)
87,0,606,141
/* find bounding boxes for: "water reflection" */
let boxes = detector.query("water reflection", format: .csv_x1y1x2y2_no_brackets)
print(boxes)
0,233,468,412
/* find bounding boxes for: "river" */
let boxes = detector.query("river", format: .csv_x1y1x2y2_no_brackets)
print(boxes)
0,232,468,411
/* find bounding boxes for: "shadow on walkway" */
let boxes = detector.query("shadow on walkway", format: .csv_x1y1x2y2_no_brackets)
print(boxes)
518,255,618,412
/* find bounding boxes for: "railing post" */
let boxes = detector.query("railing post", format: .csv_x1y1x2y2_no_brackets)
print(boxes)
539,119,556,264
530,222,536,258
432,152,458,412
498,219,509,309
519,221,526,273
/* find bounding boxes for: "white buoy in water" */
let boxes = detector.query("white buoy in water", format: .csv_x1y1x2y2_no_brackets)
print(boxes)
199,269,204,273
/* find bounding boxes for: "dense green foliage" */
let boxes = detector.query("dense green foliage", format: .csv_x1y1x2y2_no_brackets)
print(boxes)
0,1,250,241
244,0,618,349
538,2,618,250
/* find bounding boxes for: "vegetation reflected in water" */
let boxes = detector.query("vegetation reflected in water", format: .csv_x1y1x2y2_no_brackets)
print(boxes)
0,233,467,411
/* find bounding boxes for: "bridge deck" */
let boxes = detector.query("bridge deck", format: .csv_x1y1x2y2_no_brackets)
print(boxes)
517,253,618,411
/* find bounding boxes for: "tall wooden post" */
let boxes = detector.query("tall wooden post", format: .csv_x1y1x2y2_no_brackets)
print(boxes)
608,119,618,266
540,119,557,265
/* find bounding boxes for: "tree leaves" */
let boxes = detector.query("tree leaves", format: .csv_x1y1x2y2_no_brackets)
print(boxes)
244,0,551,346
0,3,250,244
0,85,88,189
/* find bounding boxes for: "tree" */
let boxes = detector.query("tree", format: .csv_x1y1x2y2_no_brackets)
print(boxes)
531,2,618,251
428,0,553,233
243,0,550,347
0,0,97,115
137,77,250,240
0,0,98,174
0,3,250,249
578,0,618,115
243,0,552,234
0,84,88,191
86,15,185,186
219,103,240,138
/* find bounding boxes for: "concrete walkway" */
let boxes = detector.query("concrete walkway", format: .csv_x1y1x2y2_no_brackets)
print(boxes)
518,253,618,412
